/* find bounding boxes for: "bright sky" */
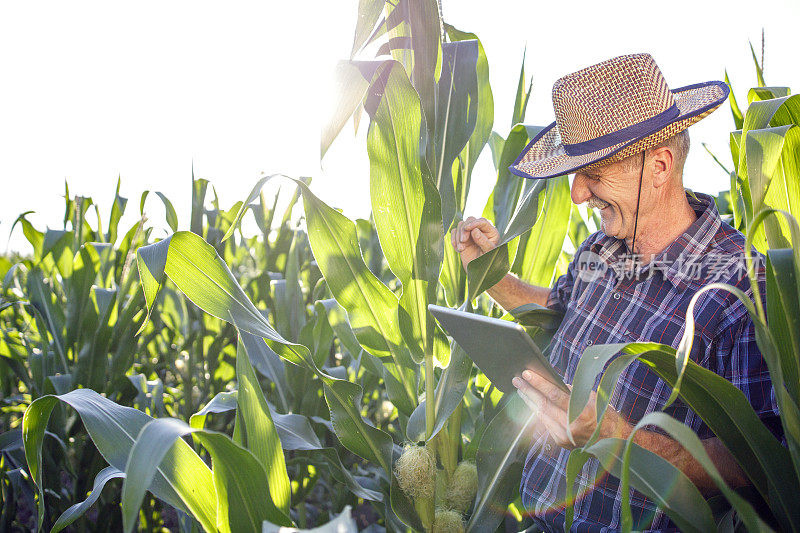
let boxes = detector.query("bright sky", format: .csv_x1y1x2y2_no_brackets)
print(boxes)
1,0,798,253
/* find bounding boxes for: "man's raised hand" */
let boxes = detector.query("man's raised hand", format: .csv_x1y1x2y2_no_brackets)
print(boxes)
450,217,500,270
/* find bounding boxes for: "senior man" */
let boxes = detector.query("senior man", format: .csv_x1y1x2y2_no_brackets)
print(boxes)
452,53,781,531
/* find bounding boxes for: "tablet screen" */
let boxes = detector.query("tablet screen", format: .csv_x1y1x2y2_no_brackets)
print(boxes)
429,304,568,393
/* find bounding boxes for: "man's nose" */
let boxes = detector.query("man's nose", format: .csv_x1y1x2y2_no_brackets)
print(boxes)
571,173,592,204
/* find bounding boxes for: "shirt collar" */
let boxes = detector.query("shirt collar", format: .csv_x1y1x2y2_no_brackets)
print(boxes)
589,191,723,290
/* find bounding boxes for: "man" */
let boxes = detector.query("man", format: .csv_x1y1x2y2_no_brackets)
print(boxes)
451,53,781,531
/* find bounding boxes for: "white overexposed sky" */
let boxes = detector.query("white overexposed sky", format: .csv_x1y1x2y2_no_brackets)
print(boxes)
1,0,798,253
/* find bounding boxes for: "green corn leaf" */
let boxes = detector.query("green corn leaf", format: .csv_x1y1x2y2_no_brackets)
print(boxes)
584,438,715,533
736,94,800,249
321,60,390,160
235,333,291,515
514,175,571,287
127,374,166,417
571,339,800,530
120,417,292,533
747,209,800,487
106,177,128,244
22,389,216,533
219,174,419,412
702,142,733,176
41,228,74,278
385,0,442,145
742,125,800,250
318,297,413,408
136,232,291,350
748,86,791,103
51,466,125,533
766,249,800,403
220,174,287,243
190,173,209,236
509,302,563,331
10,211,43,258
65,243,102,357
467,177,546,301
432,40,479,230
724,70,744,130
350,0,384,57
26,270,68,373
406,342,473,442
135,229,398,481
155,192,179,232
487,125,543,233
749,41,766,87
567,204,591,250
444,24,494,219
317,298,363,360
440,221,466,306
390,471,425,532
318,377,394,473
466,395,537,533
487,131,505,170
239,328,291,413
365,60,444,363
564,449,591,532
76,286,117,391
190,390,383,502
511,47,532,128
190,390,239,429
293,179,419,414
620,412,775,533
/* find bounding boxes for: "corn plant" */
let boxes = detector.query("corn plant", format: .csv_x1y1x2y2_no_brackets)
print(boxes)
271,1,573,530
1,180,160,529
16,223,380,531
3,173,346,530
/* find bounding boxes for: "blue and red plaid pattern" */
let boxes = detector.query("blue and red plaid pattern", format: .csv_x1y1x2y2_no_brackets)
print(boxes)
520,192,782,532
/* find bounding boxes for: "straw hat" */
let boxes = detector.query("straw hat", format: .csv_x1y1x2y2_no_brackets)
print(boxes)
509,53,729,180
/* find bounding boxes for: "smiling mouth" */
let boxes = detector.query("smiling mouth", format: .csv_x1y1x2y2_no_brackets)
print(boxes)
587,197,610,210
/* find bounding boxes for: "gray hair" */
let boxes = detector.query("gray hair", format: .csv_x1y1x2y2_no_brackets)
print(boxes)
622,129,691,176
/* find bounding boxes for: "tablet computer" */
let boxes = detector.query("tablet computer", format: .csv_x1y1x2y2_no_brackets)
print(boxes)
429,304,568,394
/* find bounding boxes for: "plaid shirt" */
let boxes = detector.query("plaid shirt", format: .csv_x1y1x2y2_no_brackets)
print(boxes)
520,192,782,532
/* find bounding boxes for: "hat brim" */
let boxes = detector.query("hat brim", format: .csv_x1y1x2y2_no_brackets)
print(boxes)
509,80,730,180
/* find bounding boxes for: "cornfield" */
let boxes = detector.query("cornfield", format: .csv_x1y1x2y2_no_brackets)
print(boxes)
1,2,799,532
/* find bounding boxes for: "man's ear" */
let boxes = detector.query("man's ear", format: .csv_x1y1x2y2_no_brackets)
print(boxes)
649,146,673,188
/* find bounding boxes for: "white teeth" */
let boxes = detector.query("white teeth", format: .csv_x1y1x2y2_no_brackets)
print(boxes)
587,197,609,209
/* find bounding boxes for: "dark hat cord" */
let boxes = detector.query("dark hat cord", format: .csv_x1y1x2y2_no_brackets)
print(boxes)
626,151,645,275
631,151,645,254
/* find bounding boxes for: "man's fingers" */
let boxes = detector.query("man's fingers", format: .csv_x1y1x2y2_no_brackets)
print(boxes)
460,217,475,243
453,221,463,250
515,378,568,425
513,376,545,403
517,389,539,413
471,228,496,252
522,370,570,410
515,377,574,447
539,411,570,446
463,217,498,237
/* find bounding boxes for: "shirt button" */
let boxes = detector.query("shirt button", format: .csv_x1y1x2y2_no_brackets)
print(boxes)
544,443,552,452
613,292,621,300
586,340,593,347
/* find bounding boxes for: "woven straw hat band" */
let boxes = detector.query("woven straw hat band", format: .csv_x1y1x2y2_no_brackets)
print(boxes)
552,53,676,147
580,106,719,172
